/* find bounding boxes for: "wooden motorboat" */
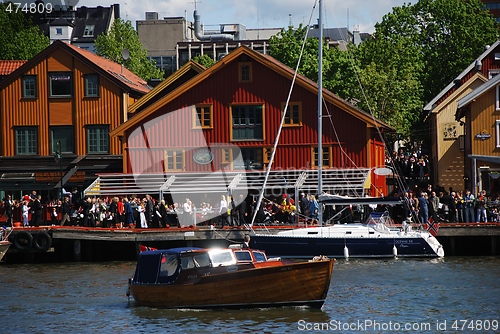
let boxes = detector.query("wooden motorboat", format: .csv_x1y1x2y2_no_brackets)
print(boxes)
127,246,335,309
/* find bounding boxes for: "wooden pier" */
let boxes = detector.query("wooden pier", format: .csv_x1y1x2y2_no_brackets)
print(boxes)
2,223,500,263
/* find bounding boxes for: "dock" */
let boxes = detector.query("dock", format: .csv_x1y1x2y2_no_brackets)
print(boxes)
2,223,500,263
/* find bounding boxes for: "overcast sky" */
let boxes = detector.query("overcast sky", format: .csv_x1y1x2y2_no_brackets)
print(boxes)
78,0,412,33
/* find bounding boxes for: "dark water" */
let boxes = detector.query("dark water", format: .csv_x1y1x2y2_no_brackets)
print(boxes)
1,257,499,333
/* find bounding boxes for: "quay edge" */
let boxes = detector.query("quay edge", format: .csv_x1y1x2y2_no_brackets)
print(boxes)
2,224,500,263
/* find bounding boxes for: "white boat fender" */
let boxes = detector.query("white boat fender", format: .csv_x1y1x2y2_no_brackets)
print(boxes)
343,246,349,259
393,245,398,257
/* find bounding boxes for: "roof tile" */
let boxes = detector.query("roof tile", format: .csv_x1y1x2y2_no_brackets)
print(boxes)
0,60,27,76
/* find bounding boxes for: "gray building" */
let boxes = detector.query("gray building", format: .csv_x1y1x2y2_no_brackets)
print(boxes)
137,10,368,76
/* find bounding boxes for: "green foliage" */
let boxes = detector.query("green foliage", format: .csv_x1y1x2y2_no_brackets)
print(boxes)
375,0,499,103
268,0,499,141
94,18,163,81
269,25,325,81
0,2,49,60
191,54,215,68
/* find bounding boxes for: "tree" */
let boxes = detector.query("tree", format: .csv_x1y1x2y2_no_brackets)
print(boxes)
192,54,215,68
269,25,326,81
353,31,425,137
374,0,499,103
0,2,49,60
94,18,163,81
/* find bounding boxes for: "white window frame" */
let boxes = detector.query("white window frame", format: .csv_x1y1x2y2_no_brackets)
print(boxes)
496,120,500,148
496,86,500,111
489,69,500,79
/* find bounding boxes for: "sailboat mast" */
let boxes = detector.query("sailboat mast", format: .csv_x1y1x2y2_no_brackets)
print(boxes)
317,0,323,225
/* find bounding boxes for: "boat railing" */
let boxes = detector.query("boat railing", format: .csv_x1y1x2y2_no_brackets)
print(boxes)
365,211,394,233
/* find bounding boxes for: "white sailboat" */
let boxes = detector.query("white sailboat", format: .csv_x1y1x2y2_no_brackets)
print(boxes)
250,0,444,258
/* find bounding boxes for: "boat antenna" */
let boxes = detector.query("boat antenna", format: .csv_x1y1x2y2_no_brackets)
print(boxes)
317,0,323,226
250,1,319,227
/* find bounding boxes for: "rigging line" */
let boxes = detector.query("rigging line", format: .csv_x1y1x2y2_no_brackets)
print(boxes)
321,99,369,197
250,0,319,227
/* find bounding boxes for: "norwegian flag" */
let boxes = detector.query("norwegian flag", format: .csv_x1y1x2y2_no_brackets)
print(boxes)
139,244,157,252
424,217,440,237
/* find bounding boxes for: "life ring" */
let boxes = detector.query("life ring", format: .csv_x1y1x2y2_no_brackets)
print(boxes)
34,232,52,252
13,231,33,251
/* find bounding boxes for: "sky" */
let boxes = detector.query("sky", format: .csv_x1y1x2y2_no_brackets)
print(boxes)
75,0,412,34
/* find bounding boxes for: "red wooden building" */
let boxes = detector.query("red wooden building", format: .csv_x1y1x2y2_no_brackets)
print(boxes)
110,46,394,197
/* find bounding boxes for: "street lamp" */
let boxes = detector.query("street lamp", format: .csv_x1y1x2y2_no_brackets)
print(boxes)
54,141,63,199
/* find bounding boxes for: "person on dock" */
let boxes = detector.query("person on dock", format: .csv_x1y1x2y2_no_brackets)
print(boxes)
123,197,135,228
236,194,248,226
3,195,14,227
464,189,475,223
137,200,148,228
60,196,71,226
476,190,488,223
22,200,30,227
31,195,42,227
418,192,429,224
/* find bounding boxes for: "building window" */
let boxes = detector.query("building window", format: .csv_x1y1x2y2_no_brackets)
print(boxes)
283,102,302,126
49,73,72,97
193,105,213,128
84,74,99,97
263,147,273,164
238,62,252,83
220,148,233,165
231,105,263,140
83,25,95,37
312,146,331,168
50,126,74,154
15,127,37,155
56,28,62,35
22,76,36,98
164,150,184,171
497,85,500,111
87,125,109,154
234,148,263,170
489,70,500,79
496,120,500,148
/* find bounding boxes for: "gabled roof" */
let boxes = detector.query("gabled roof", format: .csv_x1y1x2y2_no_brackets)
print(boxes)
457,71,500,109
0,40,150,95
423,72,487,121
424,40,500,112
111,45,394,137
128,60,205,114
65,43,150,94
71,5,118,43
0,60,27,76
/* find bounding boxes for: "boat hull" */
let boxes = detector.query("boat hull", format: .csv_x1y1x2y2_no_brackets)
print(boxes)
129,259,334,309
251,234,440,258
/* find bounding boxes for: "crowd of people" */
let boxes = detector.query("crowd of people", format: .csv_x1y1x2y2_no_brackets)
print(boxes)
387,185,500,225
2,182,500,228
0,189,254,228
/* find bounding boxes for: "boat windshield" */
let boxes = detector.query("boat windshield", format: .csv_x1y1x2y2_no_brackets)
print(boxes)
208,249,237,267
180,252,211,269
252,251,267,262
234,250,253,262
159,254,178,278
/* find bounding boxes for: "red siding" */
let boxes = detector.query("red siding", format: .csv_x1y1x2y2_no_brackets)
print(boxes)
125,56,379,178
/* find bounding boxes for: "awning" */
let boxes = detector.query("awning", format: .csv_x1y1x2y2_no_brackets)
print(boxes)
468,154,500,165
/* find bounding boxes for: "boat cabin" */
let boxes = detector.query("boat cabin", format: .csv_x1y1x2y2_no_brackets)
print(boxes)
132,247,281,285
